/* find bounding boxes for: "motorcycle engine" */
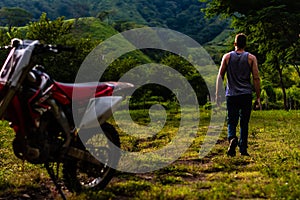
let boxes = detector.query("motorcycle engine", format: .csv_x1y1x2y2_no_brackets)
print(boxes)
13,111,66,164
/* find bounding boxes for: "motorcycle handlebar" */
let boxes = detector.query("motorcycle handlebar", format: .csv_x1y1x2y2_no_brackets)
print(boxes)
36,44,76,53
0,40,76,53
0,45,13,50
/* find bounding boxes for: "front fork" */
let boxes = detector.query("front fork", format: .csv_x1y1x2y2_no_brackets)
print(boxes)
46,98,71,149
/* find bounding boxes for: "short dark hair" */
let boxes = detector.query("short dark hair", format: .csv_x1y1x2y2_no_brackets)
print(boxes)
235,33,247,49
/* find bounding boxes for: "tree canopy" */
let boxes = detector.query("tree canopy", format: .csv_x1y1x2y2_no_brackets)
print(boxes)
0,7,32,32
0,0,229,44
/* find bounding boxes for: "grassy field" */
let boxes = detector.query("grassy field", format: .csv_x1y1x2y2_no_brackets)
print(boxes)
0,109,299,199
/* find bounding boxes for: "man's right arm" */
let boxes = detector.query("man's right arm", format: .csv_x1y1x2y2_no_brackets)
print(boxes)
216,53,229,105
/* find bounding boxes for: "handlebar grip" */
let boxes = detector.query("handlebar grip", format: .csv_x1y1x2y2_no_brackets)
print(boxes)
0,42,75,53
56,45,76,52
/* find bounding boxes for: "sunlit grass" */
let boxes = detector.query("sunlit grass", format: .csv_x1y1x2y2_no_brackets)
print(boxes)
0,109,299,199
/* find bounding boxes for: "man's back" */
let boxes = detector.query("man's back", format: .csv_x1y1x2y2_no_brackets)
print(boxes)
226,51,252,96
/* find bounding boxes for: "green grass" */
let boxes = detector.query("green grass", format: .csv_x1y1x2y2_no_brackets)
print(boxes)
0,110,299,199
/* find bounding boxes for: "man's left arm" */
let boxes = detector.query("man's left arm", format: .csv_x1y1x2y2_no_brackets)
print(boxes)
250,54,261,109
216,53,228,105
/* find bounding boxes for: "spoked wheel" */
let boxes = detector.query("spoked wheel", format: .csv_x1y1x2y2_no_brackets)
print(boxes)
63,123,121,192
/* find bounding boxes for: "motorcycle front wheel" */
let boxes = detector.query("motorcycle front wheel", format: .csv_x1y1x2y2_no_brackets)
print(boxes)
63,122,121,192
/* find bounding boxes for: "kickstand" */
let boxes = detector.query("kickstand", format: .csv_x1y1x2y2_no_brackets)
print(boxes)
45,163,67,200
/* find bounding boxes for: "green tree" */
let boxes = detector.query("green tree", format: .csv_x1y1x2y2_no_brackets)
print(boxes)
201,0,300,109
97,10,110,21
26,13,73,44
24,13,98,82
43,37,98,82
287,85,300,109
161,54,209,105
0,27,24,45
0,28,24,66
0,7,32,33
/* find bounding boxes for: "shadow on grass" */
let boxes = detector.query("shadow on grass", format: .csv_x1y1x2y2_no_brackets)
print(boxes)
0,180,54,200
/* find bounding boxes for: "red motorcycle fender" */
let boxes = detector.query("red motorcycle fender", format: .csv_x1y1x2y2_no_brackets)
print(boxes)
7,96,28,137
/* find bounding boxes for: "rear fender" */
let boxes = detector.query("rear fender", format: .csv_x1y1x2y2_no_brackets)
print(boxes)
79,96,122,129
94,82,134,97
109,82,134,92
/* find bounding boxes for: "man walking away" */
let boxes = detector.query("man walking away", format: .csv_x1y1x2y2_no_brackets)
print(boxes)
216,33,261,157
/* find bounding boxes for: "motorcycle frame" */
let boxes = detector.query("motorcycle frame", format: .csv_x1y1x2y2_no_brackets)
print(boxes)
0,39,132,147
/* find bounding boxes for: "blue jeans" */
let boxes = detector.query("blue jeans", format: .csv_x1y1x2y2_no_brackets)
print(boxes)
226,94,252,153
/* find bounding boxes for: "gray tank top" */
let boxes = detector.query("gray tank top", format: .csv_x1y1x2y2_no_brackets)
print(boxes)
225,51,252,96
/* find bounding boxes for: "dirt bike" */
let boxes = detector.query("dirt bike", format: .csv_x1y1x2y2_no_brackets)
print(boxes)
0,38,132,198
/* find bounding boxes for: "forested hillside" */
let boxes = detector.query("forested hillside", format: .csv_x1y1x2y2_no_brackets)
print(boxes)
0,0,297,109
0,0,228,44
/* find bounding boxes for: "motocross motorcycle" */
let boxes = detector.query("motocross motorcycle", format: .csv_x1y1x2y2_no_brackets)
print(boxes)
0,38,132,198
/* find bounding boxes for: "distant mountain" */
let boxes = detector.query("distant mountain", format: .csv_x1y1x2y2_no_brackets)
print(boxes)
0,0,229,44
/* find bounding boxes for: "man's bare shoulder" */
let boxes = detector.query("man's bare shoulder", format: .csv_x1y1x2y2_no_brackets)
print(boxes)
248,52,257,61
222,52,231,61
247,52,257,66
